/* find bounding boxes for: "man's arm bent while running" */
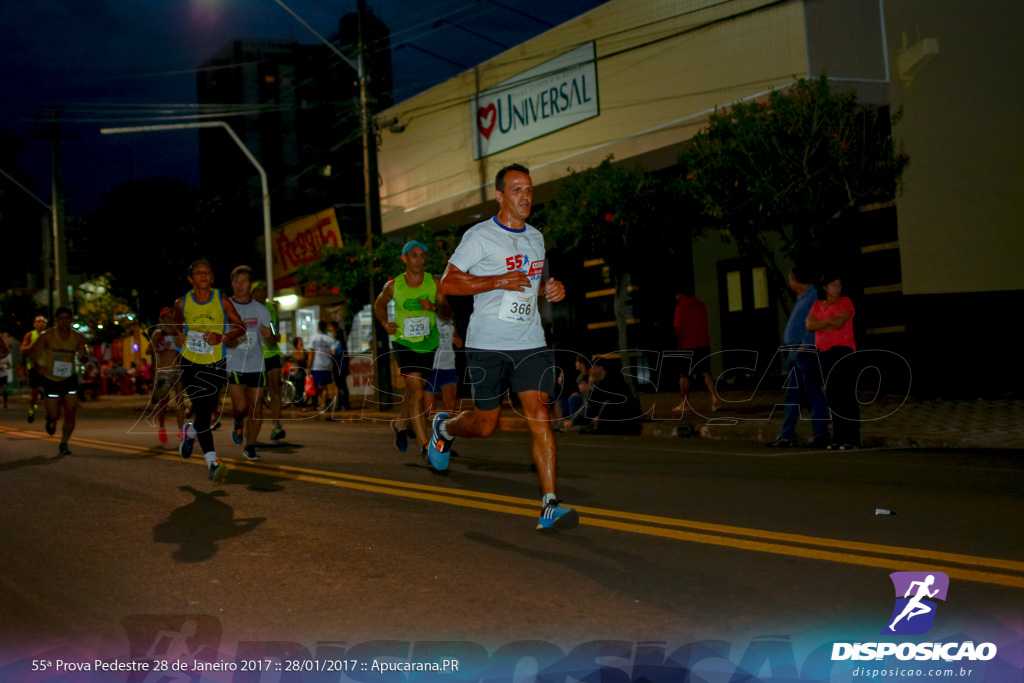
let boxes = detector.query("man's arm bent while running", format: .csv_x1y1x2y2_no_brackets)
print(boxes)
440,264,565,301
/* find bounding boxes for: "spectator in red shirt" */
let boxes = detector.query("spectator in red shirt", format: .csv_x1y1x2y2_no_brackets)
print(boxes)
673,291,720,414
806,274,859,449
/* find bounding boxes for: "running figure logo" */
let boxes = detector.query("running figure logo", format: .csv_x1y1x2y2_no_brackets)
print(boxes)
882,571,949,635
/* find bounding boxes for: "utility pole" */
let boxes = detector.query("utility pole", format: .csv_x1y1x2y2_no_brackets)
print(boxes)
357,0,393,408
0,164,55,311
41,214,53,317
44,108,68,311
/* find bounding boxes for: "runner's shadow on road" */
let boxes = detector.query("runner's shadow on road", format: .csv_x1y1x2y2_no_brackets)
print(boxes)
463,530,659,594
0,451,70,471
464,531,579,561
251,443,306,455
223,467,290,493
402,459,592,504
153,486,265,563
453,452,592,480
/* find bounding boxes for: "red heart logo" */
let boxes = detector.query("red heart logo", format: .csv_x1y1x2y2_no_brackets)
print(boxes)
477,103,496,140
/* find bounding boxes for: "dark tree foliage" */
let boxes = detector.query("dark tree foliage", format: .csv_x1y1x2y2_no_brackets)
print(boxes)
538,156,687,378
299,225,461,321
69,177,262,328
0,290,46,341
678,75,909,272
539,156,683,281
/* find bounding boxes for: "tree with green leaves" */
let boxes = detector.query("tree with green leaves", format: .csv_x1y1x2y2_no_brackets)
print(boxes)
679,75,909,294
300,225,461,325
75,276,138,346
539,156,684,376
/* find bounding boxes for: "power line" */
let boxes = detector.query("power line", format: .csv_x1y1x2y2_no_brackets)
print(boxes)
386,0,778,122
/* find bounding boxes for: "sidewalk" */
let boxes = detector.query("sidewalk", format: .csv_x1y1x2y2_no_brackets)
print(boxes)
13,388,1023,450
633,389,1024,450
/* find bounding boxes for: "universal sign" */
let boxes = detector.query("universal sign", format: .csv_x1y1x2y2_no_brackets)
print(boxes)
472,42,599,159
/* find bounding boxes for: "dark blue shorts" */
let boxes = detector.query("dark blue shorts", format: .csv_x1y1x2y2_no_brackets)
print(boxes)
427,367,458,392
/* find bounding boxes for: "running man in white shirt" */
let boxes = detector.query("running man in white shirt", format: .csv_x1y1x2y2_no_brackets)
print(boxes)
424,317,462,415
429,163,578,532
149,306,186,444
224,265,273,462
307,321,336,412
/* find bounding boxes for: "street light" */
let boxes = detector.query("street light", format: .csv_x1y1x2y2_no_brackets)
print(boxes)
100,121,275,301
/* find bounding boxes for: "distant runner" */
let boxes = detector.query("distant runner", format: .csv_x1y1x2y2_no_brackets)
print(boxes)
0,335,10,409
423,316,462,416
224,265,273,462
20,314,47,423
23,307,88,455
250,280,287,440
149,307,185,444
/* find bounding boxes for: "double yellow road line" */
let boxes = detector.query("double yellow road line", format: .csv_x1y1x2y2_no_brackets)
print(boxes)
4,425,1023,589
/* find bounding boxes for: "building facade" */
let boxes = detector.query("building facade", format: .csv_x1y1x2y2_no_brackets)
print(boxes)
372,0,1023,394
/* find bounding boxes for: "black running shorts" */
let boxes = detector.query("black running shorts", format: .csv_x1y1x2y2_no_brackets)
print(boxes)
42,375,79,398
465,347,556,411
228,370,267,388
392,343,436,377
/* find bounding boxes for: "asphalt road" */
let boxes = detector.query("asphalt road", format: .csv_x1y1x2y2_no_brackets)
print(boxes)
1,400,1021,672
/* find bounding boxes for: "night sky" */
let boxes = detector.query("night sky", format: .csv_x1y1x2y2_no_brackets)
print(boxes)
0,0,608,215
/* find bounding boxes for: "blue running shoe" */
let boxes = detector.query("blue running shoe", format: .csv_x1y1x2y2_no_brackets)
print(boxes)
392,419,408,453
537,499,579,533
427,413,453,471
179,422,196,459
231,419,243,446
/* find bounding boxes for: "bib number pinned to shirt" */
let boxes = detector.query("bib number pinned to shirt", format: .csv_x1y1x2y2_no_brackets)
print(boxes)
186,330,215,355
52,360,73,378
498,289,536,324
235,330,256,348
403,316,430,338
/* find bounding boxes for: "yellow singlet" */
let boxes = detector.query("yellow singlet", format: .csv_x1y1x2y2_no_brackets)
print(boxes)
40,330,82,383
181,289,226,364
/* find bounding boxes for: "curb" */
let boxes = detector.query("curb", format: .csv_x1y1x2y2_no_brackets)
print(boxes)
17,395,1021,451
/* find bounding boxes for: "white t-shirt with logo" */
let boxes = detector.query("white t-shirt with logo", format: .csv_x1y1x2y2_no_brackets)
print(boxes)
434,318,456,371
448,217,546,351
309,332,336,371
226,298,272,373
